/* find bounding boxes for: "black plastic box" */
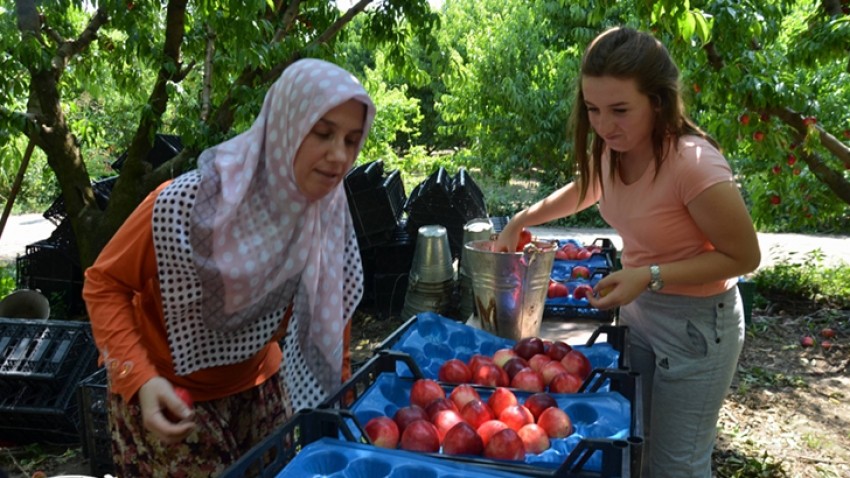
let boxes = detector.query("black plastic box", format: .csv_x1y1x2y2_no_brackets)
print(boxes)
16,242,86,319
346,163,407,245
76,367,115,477
405,168,489,260
220,408,369,478
0,319,98,444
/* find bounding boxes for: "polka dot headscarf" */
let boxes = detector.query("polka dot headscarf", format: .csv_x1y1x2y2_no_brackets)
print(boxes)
152,59,374,401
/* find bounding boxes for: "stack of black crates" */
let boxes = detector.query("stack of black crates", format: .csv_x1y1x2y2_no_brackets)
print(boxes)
344,162,490,320
344,161,413,320
405,167,488,261
0,318,98,444
16,177,116,320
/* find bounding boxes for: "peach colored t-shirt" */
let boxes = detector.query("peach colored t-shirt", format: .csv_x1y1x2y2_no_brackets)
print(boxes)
598,135,738,297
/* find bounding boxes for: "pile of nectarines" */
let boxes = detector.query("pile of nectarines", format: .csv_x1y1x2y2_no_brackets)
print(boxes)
363,336,591,461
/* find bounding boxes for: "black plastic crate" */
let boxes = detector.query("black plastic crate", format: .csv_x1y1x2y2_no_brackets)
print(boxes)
0,318,96,393
451,169,489,223
320,351,643,478
346,165,407,243
345,160,386,192
359,225,415,276
369,272,409,320
544,237,619,323
76,367,115,477
405,168,490,260
220,408,369,478
16,242,86,319
489,215,511,233
0,320,97,444
109,134,183,172
544,301,616,323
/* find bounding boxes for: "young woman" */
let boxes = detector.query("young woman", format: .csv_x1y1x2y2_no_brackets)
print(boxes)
495,27,760,477
83,58,375,476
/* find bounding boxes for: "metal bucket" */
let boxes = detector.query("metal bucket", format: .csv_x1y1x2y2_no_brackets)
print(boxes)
458,218,497,319
463,239,557,340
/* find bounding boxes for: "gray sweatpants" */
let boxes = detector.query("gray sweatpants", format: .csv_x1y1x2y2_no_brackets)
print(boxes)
621,287,745,478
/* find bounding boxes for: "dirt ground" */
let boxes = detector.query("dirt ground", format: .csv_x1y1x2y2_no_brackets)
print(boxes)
1,217,848,477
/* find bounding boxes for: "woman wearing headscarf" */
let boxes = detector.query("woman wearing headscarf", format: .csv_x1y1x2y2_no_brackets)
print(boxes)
83,58,375,476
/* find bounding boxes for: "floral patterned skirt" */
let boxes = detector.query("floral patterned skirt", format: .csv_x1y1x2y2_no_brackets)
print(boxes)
108,374,291,477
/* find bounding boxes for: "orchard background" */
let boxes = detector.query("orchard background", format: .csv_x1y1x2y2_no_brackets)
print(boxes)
1,0,849,269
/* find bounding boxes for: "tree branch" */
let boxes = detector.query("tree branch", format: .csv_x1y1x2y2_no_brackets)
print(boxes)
272,0,302,43
766,107,850,201
201,23,216,121
108,0,189,220
702,42,724,70
144,149,198,189
261,0,372,85
801,150,850,203
702,31,849,198
53,9,109,74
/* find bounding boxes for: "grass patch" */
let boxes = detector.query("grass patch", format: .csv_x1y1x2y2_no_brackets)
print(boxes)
0,260,16,298
752,251,850,313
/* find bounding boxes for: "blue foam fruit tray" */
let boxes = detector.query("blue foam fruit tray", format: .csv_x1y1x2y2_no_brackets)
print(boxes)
384,313,619,379
278,437,522,478
348,374,631,473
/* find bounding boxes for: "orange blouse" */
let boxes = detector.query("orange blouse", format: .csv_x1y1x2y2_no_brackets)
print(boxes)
83,182,352,402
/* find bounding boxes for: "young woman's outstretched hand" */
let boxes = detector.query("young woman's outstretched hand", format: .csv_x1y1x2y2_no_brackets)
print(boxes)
587,267,651,310
138,376,196,444
492,221,522,252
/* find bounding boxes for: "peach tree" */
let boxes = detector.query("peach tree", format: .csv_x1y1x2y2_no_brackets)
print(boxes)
0,0,439,268
425,0,849,232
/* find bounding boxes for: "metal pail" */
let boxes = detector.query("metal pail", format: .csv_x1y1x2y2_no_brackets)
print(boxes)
463,239,557,340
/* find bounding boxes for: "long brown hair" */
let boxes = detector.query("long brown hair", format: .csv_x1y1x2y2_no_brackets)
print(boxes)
570,26,717,203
